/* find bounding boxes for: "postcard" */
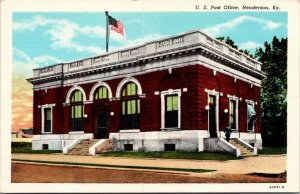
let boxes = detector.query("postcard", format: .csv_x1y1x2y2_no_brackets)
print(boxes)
0,0,299,193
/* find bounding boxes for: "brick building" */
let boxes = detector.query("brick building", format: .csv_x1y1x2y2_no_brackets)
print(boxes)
27,30,264,156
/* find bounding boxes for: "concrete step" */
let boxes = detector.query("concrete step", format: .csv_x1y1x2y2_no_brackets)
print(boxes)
67,139,100,156
228,139,254,156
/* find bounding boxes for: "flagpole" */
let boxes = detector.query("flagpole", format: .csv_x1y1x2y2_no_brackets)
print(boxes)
105,11,109,53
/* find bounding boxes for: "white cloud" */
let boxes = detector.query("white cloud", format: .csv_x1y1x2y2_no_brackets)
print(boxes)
79,26,106,37
109,33,164,52
239,41,262,50
13,15,166,56
14,16,108,55
203,15,283,36
13,48,63,77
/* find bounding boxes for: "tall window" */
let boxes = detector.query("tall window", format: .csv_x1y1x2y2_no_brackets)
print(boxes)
94,86,108,100
121,82,140,129
229,100,237,129
165,95,179,128
70,90,84,131
247,102,256,131
44,108,52,133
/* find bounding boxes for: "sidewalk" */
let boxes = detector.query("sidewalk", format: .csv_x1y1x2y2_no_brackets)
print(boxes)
12,153,286,175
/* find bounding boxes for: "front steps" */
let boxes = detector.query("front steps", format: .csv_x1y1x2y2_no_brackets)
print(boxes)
67,139,99,155
229,139,256,157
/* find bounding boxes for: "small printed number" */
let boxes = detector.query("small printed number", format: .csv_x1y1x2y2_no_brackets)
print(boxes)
270,185,284,189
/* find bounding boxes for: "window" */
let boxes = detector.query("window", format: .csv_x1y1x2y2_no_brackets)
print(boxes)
229,100,237,129
41,104,53,133
165,95,179,128
44,108,52,133
247,102,256,131
94,86,108,100
161,89,181,129
121,82,140,129
124,144,133,151
42,144,49,150
164,144,176,151
70,90,84,131
209,95,216,104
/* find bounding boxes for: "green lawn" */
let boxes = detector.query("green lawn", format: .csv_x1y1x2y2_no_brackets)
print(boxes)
99,151,242,161
11,142,61,154
258,147,287,155
11,147,61,154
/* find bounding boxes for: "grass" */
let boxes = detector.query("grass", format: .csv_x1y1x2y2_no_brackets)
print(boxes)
11,142,32,148
12,147,61,154
99,151,242,161
12,159,215,173
258,147,287,155
11,142,61,154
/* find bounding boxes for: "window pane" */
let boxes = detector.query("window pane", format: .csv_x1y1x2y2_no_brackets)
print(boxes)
122,101,126,115
127,101,131,114
71,90,83,102
103,87,107,98
131,83,136,95
71,106,74,118
173,96,178,110
76,105,82,118
44,108,51,133
75,91,79,101
137,99,140,113
75,106,78,118
127,84,131,96
46,109,51,120
99,87,103,99
209,95,215,104
167,96,172,111
131,100,136,114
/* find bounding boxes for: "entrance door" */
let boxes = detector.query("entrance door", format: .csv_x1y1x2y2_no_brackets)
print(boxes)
94,111,108,139
208,95,217,137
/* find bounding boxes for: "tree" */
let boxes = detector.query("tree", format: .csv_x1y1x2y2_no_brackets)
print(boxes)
217,36,238,49
217,36,254,58
255,36,287,147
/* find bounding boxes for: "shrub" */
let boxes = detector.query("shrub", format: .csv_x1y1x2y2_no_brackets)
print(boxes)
11,142,31,148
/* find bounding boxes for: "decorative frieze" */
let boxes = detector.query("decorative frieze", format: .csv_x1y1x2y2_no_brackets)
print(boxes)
69,61,83,68
40,66,54,74
158,35,184,48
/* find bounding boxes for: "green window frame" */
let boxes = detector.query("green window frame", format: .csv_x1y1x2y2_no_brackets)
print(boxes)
121,82,140,129
165,95,179,128
95,86,108,100
70,90,84,131
44,108,52,133
229,99,237,129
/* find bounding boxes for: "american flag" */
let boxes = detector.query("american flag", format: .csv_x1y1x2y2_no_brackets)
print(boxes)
108,16,125,36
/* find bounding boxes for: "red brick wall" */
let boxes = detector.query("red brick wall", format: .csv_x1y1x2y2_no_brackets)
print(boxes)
32,64,261,135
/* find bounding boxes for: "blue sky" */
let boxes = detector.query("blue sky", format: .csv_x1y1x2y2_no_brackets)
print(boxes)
13,12,287,74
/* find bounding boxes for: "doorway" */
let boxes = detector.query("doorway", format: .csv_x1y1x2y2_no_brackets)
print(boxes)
94,111,108,139
208,95,217,137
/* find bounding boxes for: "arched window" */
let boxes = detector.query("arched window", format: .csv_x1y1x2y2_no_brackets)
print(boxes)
121,82,140,129
70,90,84,131
94,86,109,100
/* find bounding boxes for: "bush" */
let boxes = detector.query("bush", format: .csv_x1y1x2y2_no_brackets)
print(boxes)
258,147,287,155
11,142,31,148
